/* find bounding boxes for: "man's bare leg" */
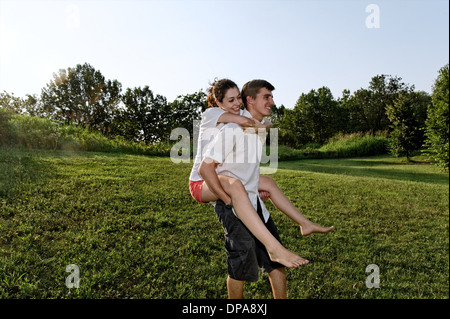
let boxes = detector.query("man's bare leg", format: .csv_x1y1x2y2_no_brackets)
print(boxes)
259,176,334,236
268,268,287,299
202,177,309,268
227,276,245,299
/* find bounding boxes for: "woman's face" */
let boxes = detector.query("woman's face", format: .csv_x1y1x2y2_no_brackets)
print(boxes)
217,87,242,114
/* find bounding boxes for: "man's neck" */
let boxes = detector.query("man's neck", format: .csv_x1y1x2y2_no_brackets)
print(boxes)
247,108,263,122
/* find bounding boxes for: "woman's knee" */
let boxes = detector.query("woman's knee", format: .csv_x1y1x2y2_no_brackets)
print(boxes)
219,176,247,197
260,175,277,190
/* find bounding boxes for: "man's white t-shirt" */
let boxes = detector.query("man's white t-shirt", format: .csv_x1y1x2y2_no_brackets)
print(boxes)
202,121,271,222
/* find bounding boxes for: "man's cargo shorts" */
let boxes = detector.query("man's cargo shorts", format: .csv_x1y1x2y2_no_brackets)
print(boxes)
214,198,284,282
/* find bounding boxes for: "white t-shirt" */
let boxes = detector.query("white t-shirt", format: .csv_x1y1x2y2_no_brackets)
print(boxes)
203,122,271,222
189,107,252,181
189,107,226,181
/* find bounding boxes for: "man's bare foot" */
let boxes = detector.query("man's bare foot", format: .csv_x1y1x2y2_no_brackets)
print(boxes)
268,247,309,268
300,222,334,236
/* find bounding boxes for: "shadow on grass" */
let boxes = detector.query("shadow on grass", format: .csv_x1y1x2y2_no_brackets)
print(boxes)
276,155,449,186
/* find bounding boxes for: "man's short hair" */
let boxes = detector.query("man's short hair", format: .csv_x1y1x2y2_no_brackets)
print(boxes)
241,79,275,108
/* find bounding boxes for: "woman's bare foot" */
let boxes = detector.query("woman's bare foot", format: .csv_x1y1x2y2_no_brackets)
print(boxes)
267,246,309,268
300,222,334,236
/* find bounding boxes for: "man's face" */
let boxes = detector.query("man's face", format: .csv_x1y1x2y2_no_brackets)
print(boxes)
249,87,274,118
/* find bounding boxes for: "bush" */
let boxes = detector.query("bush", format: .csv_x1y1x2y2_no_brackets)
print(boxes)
319,131,389,158
0,111,172,156
275,131,389,161
0,108,14,146
9,114,61,150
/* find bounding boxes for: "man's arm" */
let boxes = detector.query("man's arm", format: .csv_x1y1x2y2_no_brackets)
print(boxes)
198,158,231,204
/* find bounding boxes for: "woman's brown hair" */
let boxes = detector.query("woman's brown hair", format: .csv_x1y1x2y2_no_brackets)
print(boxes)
206,78,238,108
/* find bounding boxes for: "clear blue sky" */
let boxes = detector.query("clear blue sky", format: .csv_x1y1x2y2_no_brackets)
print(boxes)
1,0,448,108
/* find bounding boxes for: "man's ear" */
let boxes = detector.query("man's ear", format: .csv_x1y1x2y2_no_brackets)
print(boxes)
246,95,253,107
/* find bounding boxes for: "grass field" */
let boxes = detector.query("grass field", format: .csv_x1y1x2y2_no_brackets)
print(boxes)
0,149,448,299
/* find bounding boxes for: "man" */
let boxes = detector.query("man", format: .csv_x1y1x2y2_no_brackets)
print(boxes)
199,80,298,298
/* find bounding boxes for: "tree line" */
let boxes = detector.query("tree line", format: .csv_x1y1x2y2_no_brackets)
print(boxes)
1,63,205,144
269,65,448,167
273,75,430,151
1,62,448,169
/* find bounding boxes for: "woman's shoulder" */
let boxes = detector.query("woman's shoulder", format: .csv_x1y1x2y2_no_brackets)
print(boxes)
201,107,226,121
202,107,224,116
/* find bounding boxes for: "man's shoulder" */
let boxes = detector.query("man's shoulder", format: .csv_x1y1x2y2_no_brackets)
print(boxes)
240,109,252,118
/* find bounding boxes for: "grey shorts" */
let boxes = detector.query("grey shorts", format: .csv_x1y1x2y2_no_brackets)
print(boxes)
214,198,284,282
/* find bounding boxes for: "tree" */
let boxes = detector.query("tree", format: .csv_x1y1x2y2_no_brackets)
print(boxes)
386,91,431,160
346,75,414,134
120,86,170,144
336,89,352,133
277,87,348,148
292,87,342,145
40,63,122,135
424,63,449,170
0,91,25,113
344,88,374,133
168,91,205,138
0,91,42,117
278,107,309,148
267,104,286,127
22,94,41,117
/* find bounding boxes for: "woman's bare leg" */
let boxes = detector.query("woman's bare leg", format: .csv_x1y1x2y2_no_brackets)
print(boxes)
258,176,334,236
202,176,309,268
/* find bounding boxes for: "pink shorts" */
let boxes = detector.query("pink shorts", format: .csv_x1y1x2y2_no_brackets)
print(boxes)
189,180,207,204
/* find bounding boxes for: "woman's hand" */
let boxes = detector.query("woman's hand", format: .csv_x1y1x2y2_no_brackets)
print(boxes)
259,191,271,202
243,118,268,134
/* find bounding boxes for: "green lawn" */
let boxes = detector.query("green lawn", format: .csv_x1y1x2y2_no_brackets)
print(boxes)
0,150,448,298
